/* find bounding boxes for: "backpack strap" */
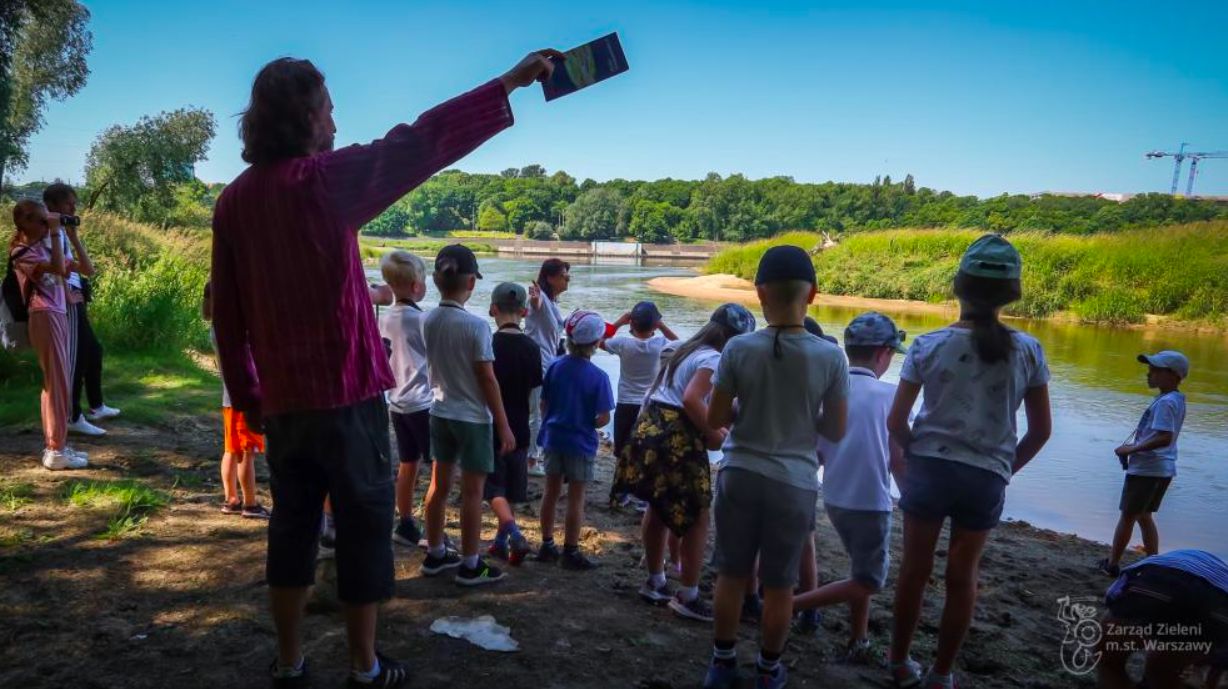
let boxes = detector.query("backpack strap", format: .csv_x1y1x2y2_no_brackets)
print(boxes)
7,244,37,307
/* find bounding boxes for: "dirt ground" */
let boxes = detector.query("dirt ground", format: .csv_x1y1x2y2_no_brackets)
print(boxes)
0,417,1176,689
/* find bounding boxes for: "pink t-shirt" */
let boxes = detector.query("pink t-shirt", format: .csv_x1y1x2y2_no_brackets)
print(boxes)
10,242,66,314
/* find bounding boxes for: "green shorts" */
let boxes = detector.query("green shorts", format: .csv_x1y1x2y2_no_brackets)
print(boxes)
429,416,494,474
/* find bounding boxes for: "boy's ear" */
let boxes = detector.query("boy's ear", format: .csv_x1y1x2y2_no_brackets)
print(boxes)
806,284,818,304
489,304,498,318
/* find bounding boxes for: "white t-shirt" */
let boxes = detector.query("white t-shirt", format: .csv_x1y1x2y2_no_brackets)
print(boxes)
649,345,721,408
423,300,495,424
604,334,669,405
817,367,897,512
43,234,82,290
1127,391,1185,478
379,302,433,415
525,291,564,374
901,326,1050,482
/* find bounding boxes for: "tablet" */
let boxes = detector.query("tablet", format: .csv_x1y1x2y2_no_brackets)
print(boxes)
542,32,629,102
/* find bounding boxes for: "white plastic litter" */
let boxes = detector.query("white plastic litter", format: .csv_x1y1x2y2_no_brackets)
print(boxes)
430,615,519,652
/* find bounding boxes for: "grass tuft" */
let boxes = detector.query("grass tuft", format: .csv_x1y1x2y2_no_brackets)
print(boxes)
61,479,170,540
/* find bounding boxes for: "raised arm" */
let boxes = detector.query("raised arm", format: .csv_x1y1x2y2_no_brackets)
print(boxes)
658,321,679,341
64,223,94,277
322,51,560,231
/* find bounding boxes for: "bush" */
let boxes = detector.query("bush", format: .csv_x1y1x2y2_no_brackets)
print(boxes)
525,221,554,240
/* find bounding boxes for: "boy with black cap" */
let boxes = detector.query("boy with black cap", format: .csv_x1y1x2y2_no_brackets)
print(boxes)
795,312,908,660
602,300,679,507
1101,349,1190,576
421,244,515,586
705,245,850,689
485,281,542,565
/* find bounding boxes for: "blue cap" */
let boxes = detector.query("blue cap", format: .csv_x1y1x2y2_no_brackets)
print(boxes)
710,303,756,335
844,312,907,353
959,234,1021,280
1138,350,1190,379
803,317,839,345
630,301,662,330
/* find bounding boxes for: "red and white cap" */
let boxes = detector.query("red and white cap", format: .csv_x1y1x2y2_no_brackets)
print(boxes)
564,310,607,346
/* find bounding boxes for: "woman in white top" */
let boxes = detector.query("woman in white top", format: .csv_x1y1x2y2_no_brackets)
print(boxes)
525,258,570,471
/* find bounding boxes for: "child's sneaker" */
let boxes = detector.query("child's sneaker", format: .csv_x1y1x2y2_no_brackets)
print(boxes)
921,671,958,689
42,448,87,471
221,500,243,515
509,534,532,566
392,518,421,547
242,503,272,520
638,578,673,604
703,659,740,689
346,652,409,688
455,558,506,586
421,550,462,576
756,665,788,689
889,658,924,689
68,416,106,436
488,541,510,561
561,548,598,571
844,638,874,665
794,609,822,636
536,541,561,563
268,658,309,689
668,593,714,622
87,404,122,421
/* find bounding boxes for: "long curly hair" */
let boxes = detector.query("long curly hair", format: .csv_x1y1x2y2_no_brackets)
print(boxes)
239,58,327,164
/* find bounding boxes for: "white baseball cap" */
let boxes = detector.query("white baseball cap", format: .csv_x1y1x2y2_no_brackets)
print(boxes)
1137,350,1190,379
565,310,606,346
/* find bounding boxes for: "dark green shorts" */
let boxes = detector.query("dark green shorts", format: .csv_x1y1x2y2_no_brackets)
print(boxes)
429,415,494,474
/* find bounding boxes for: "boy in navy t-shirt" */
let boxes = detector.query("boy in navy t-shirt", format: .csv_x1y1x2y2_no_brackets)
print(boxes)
535,310,615,571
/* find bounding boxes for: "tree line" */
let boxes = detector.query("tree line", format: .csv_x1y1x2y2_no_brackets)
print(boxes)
360,166,1228,243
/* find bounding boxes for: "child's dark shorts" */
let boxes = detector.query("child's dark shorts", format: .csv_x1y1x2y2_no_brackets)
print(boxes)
484,447,529,503
1119,475,1172,514
713,467,817,590
390,408,431,464
898,455,1007,531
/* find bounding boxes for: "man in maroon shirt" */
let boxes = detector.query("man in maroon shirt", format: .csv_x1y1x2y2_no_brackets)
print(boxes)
212,49,561,688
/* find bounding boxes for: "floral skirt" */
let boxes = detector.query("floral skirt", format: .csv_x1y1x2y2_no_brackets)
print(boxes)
613,402,712,536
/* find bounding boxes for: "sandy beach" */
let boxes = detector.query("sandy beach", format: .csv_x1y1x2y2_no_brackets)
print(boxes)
648,274,960,318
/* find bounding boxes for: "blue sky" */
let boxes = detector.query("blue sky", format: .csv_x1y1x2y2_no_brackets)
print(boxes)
17,0,1228,196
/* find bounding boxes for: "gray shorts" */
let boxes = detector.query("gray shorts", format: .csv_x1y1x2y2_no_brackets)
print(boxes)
544,450,595,483
714,468,817,590
825,504,892,591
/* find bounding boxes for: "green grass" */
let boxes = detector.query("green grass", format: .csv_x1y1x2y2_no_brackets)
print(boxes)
439,230,517,239
0,483,35,511
705,222,1228,326
0,350,219,429
359,236,497,258
61,479,169,540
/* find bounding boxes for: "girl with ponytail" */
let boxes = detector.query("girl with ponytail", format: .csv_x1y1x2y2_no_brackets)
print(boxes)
884,234,1053,689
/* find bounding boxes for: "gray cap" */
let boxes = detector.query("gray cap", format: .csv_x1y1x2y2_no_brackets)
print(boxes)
1138,350,1190,379
490,282,527,310
710,303,756,335
844,312,907,353
959,234,1021,280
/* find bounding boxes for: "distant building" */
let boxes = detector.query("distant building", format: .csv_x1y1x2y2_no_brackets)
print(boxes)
1031,191,1228,204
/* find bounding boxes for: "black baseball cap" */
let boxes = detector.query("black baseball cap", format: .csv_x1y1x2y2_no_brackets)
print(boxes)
435,244,482,279
630,301,662,329
754,245,816,286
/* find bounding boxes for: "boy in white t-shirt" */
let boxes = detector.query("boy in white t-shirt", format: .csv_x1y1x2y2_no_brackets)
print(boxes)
601,300,677,507
795,312,907,661
377,251,436,549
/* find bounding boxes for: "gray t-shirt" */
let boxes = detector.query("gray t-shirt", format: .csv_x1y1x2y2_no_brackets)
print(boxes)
423,300,495,424
713,330,850,492
379,302,433,414
525,291,564,374
1126,391,1185,478
900,326,1050,481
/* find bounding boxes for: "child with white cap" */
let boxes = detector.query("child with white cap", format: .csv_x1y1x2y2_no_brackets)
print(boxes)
535,309,615,570
1100,349,1190,577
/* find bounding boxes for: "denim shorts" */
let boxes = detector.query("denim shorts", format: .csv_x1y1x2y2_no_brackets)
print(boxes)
898,455,1007,531
825,504,891,591
544,450,595,483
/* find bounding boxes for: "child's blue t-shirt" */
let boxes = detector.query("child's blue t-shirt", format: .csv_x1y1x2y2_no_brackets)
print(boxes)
1127,391,1185,478
538,354,615,458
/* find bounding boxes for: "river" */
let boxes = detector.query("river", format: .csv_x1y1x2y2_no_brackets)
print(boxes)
369,255,1228,559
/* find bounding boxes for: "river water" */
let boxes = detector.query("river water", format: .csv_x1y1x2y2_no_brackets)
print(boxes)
369,256,1228,558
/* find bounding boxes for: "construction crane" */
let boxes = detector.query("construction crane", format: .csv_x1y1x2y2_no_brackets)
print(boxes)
1146,143,1228,196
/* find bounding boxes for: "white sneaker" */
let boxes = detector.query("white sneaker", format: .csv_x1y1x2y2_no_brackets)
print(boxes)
527,460,546,477
43,449,88,470
87,404,122,421
65,446,90,463
68,416,107,436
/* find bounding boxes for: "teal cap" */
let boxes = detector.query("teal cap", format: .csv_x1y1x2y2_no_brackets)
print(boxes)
959,234,1021,280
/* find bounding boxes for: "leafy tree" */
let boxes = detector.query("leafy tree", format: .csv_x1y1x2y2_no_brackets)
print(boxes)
563,187,625,240
903,174,916,195
84,107,216,226
0,0,92,188
519,164,546,178
499,167,519,179
477,202,508,232
628,199,682,243
525,220,554,240
363,204,411,237
163,178,213,228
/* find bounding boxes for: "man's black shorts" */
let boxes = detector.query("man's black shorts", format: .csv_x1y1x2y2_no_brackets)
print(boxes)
264,395,394,605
